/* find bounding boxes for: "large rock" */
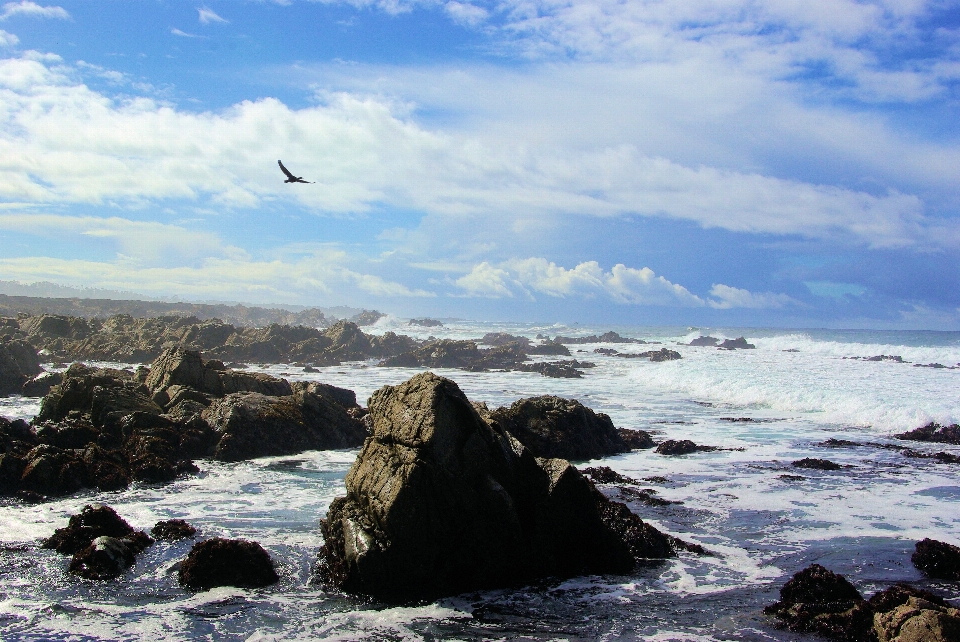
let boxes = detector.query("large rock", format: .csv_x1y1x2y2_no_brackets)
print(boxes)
178,538,279,590
0,338,42,395
145,347,292,402
68,536,138,580
896,423,960,445
316,372,677,601
35,363,162,429
912,538,960,580
42,504,152,555
765,564,874,641
485,396,629,461
874,595,960,642
202,388,367,461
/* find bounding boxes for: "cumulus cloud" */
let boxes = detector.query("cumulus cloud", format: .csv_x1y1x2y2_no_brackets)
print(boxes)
456,258,704,306
198,7,228,24
1,54,954,250
707,284,800,309
0,1,68,20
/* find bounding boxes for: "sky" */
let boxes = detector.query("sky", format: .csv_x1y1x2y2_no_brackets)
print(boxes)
0,0,958,328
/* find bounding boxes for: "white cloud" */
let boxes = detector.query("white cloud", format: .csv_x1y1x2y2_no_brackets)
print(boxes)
198,7,228,24
444,1,488,26
0,1,68,20
707,283,799,309
456,258,705,306
171,28,201,38
2,54,954,251
0,29,16,46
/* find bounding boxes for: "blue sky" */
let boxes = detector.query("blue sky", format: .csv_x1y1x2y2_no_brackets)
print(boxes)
0,0,958,328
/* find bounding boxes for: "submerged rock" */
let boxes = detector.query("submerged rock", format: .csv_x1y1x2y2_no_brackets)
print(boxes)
42,504,151,555
178,538,279,590
792,458,843,471
654,440,718,456
316,372,680,602
486,395,629,461
912,538,960,580
688,336,719,347
151,519,197,541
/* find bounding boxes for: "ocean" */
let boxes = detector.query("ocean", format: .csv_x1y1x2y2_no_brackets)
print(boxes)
1,320,958,641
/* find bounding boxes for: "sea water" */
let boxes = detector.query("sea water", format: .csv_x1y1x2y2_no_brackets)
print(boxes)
1,322,958,641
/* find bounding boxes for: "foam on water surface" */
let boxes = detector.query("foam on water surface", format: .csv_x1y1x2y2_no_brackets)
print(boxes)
1,324,959,640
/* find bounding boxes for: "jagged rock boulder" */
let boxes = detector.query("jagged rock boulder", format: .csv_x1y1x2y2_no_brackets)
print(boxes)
912,538,960,580
765,564,873,641
0,338,43,395
69,536,139,580
178,538,279,590
201,387,367,461
42,504,152,555
35,363,162,429
618,428,656,449
873,593,960,642
485,396,629,461
719,337,755,349
316,372,678,601
22,371,61,397
688,336,719,347
896,423,960,445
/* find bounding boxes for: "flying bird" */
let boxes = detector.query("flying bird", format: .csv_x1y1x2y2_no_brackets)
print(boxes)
278,160,313,184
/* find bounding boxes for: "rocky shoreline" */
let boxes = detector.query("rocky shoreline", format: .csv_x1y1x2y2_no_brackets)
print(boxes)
0,315,957,640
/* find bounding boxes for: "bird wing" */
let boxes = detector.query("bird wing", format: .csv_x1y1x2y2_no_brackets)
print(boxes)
278,160,296,180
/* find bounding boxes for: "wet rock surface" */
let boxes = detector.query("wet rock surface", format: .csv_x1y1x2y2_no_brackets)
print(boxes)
315,372,681,602
485,395,630,461
767,565,960,642
896,422,960,445
0,347,367,498
792,458,844,470
719,337,756,349
42,505,153,580
151,519,198,541
178,538,279,590
654,439,718,455
911,538,960,580
0,337,44,395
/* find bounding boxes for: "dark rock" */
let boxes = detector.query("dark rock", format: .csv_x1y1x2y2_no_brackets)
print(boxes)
35,362,161,428
202,388,367,462
0,338,42,395
302,365,318,373
718,337,755,349
865,355,903,363
380,339,483,369
912,538,960,580
68,536,137,580
315,372,676,601
764,564,873,642
580,466,640,485
617,428,656,449
594,347,619,355
19,444,88,495
869,584,949,613
553,332,645,344
615,348,682,361
792,458,843,470
516,361,583,378
527,341,571,356
479,333,529,348
688,336,719,347
42,504,151,555
486,395,629,461
896,422,960,445
408,317,443,327
655,440,718,455
22,371,62,397
178,538,279,590
151,519,197,541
